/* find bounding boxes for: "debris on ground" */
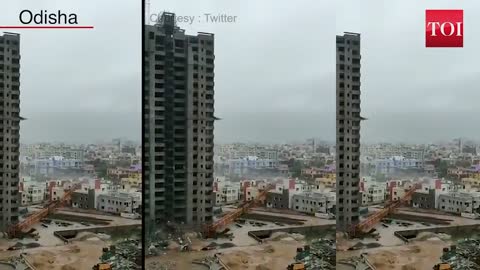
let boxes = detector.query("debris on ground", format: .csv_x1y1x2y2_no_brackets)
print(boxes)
441,239,480,269
147,255,225,270
338,254,374,270
146,223,202,256
1,255,32,270
348,241,382,250
201,241,236,251
295,239,335,270
99,238,142,270
7,242,41,250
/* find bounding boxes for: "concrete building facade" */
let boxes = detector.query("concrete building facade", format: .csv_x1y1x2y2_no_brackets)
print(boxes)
336,32,362,231
412,189,436,209
144,13,215,227
0,33,21,231
438,192,480,214
292,192,336,215
266,189,289,209
98,192,135,214
71,189,96,210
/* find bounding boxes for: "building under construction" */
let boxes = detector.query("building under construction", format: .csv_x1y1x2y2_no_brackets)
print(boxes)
144,12,215,230
0,32,21,231
336,32,362,232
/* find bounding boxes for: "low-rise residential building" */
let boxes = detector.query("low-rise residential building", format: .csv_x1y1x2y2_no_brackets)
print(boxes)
302,165,336,179
465,165,480,180
213,178,241,206
438,192,480,214
362,156,423,175
291,191,335,214
315,178,336,189
412,189,436,209
361,184,386,205
71,189,96,209
97,191,141,214
463,178,480,189
19,179,46,205
266,189,289,209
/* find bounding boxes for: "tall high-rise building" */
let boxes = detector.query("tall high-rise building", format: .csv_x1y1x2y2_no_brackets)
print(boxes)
0,32,21,231
336,32,361,231
144,13,215,229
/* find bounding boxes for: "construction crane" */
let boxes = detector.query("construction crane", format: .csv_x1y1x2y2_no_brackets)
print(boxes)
7,185,79,238
203,184,275,238
349,183,421,237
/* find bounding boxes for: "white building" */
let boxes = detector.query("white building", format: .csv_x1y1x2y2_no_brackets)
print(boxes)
291,191,335,214
214,180,240,206
438,192,480,214
97,191,141,214
21,182,46,206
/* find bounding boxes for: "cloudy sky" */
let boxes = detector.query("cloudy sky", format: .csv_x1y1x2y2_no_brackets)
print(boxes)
338,0,479,143
154,0,479,144
150,0,336,144
1,0,141,143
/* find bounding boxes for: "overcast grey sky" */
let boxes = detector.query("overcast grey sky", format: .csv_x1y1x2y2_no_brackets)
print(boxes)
337,0,480,143
2,0,141,143
153,0,480,144
150,0,336,144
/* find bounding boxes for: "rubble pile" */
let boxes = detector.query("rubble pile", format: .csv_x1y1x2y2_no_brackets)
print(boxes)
146,223,195,256
296,239,336,270
338,254,374,270
442,239,480,270
193,256,225,269
1,255,32,270
100,239,142,270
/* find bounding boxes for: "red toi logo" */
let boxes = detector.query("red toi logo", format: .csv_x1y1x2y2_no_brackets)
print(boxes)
426,10,463,47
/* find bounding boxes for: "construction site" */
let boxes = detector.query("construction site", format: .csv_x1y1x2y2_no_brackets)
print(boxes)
0,185,142,270
337,183,480,270
145,183,336,270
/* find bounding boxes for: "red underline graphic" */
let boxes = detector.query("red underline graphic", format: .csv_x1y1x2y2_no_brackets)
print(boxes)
0,26,94,29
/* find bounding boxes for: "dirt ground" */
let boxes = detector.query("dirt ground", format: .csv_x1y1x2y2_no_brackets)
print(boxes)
24,239,105,270
147,236,303,270
0,233,107,270
218,240,301,270
366,239,447,270
337,238,448,270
